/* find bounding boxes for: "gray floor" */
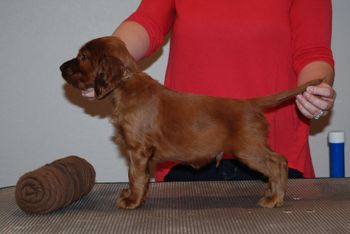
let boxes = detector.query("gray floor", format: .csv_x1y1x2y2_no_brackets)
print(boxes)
1,179,350,233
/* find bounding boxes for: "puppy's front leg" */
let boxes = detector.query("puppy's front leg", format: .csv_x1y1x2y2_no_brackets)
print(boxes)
117,149,151,209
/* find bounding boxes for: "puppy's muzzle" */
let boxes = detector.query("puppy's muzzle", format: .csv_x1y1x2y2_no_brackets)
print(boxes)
60,58,77,78
60,58,87,89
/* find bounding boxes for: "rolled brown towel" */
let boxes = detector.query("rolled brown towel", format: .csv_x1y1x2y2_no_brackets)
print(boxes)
15,155,95,214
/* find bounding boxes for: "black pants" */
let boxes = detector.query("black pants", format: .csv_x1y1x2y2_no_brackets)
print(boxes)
164,159,303,182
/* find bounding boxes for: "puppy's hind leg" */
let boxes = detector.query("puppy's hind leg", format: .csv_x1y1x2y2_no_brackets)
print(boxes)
236,147,288,208
117,147,152,209
257,149,288,208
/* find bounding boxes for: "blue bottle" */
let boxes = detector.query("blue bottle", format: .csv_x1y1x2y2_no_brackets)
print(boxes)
328,131,345,178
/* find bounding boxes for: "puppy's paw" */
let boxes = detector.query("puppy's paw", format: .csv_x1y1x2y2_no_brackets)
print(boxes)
119,188,131,199
117,196,141,209
262,187,273,197
258,195,283,208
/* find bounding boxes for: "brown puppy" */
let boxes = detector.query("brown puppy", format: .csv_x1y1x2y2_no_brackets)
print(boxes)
60,36,321,209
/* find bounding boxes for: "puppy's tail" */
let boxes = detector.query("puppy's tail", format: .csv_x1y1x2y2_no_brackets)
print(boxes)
248,79,323,109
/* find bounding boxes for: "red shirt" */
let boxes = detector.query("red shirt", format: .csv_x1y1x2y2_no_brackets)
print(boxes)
126,0,334,181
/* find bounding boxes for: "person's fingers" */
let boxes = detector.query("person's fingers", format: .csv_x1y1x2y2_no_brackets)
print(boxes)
302,91,331,111
296,94,329,119
296,95,314,119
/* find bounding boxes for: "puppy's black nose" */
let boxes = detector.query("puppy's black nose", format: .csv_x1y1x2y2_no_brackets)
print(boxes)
60,58,77,73
60,61,69,73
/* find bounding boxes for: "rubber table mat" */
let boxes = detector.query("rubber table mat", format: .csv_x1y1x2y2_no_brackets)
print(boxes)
1,179,350,233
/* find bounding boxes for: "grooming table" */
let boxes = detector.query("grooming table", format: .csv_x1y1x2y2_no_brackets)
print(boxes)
1,179,349,233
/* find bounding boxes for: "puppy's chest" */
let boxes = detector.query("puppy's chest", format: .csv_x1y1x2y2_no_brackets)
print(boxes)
112,103,156,141
111,108,136,131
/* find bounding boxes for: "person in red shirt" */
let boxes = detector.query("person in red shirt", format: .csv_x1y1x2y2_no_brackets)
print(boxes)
83,0,336,181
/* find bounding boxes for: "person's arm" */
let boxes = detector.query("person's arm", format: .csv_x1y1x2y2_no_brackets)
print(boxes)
114,0,175,60
290,0,335,119
112,21,150,61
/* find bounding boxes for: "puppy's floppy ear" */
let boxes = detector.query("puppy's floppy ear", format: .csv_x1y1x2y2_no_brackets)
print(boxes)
94,56,125,99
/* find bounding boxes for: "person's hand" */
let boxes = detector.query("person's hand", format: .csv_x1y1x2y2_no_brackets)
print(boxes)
81,88,96,100
296,81,336,119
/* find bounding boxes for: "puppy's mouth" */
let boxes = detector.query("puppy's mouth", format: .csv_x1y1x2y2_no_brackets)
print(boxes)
81,88,96,100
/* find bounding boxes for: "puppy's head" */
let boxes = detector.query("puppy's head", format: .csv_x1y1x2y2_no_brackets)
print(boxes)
60,36,138,99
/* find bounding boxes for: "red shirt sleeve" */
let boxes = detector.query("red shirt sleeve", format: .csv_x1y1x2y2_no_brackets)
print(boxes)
291,0,335,74
125,0,175,57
